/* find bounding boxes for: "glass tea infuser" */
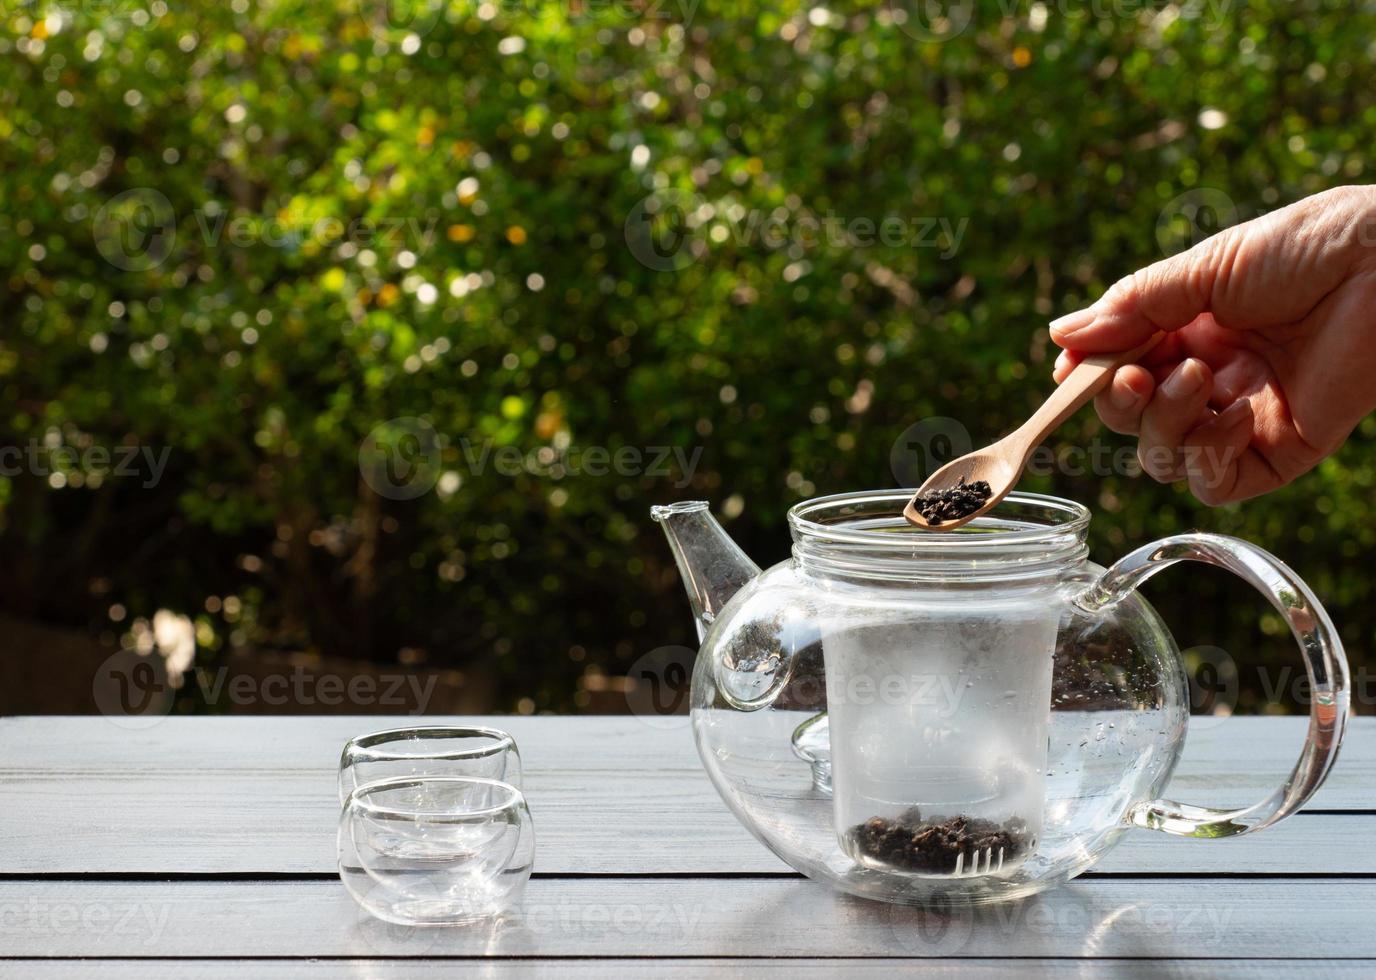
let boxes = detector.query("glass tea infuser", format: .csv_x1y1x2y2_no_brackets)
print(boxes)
652,491,1348,905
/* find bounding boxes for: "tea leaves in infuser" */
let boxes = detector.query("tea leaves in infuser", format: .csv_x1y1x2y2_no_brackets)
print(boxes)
848,810,1031,875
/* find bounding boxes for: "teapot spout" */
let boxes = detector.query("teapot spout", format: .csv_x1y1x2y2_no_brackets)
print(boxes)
651,501,761,640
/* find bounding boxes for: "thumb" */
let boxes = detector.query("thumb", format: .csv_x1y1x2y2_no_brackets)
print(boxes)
1050,229,1239,353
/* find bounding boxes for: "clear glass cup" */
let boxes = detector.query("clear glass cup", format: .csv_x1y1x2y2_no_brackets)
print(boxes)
338,727,522,805
338,776,534,926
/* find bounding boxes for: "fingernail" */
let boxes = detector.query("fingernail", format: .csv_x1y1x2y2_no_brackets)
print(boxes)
1162,360,1205,398
1050,308,1097,335
1109,382,1140,410
1213,399,1253,428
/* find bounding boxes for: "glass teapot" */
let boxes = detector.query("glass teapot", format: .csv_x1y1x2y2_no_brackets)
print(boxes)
651,490,1349,906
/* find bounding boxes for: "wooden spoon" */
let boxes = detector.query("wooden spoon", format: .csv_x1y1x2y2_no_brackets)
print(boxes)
903,333,1164,530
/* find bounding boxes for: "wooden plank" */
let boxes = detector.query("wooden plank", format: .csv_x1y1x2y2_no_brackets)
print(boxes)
4,716,1372,809
0,770,1369,875
5,960,1376,979
0,769,777,875
1,715,1371,875
0,715,696,774
0,878,1369,959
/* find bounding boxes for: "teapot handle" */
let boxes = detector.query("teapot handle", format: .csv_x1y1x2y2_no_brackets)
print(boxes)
1075,532,1349,838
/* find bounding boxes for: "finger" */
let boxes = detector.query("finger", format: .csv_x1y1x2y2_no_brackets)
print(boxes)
1182,400,1255,504
1049,233,1236,352
1052,348,1084,383
1222,387,1329,502
1225,448,1309,503
1137,358,1214,481
1052,188,1367,355
1139,329,1188,368
1190,439,1290,504
1054,333,1182,382
1092,364,1155,435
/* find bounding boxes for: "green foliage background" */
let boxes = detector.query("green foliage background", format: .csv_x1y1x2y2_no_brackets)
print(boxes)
2,0,1373,712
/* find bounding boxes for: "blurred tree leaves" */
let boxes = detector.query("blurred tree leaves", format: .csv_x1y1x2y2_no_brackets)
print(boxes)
1,0,1374,712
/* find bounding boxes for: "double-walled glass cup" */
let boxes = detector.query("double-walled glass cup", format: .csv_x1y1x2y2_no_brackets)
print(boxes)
338,776,534,925
339,727,522,804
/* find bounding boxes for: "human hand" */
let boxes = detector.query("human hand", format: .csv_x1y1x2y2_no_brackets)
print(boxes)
1051,185,1376,504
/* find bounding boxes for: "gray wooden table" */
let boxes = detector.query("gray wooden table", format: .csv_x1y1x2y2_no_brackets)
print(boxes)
0,714,1371,977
